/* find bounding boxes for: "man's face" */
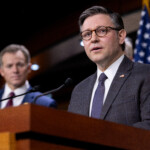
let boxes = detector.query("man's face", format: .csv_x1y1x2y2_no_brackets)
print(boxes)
81,14,126,70
0,51,31,90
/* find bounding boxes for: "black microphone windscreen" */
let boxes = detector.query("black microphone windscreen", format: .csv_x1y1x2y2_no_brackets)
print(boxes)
33,78,72,104
33,85,40,91
64,78,73,86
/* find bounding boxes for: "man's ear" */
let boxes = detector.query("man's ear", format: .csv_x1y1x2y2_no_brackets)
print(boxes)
118,29,127,45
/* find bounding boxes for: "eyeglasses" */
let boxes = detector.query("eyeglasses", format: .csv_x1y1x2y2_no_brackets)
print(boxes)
81,26,121,41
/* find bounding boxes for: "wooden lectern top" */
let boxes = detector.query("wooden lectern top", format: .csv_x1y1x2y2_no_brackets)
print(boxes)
0,104,150,150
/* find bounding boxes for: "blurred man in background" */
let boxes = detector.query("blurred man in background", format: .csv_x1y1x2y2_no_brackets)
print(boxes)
0,44,57,108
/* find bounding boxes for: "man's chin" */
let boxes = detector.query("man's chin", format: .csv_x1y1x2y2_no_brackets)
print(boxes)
12,82,24,88
91,57,104,64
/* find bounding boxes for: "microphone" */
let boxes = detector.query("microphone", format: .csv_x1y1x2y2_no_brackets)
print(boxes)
33,78,72,104
0,85,40,102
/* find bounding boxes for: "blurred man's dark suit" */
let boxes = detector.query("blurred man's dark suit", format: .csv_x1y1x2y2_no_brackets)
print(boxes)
0,85,57,108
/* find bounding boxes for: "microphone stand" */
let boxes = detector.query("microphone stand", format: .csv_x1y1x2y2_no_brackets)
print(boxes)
0,85,40,102
33,78,72,104
33,84,65,104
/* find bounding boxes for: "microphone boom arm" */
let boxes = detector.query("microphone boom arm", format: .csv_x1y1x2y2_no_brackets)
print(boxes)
33,78,72,104
0,85,40,102
33,84,65,104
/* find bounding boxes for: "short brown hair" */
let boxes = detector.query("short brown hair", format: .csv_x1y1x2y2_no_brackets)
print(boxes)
79,6,125,50
0,44,31,66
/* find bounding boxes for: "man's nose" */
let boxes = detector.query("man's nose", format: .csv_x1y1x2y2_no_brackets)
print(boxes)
91,31,99,42
12,65,19,72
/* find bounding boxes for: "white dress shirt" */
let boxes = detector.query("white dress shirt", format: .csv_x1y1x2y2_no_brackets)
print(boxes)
1,80,30,109
89,55,124,116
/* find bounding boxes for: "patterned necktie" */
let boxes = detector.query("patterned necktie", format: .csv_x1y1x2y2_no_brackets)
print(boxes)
5,92,15,107
91,73,107,119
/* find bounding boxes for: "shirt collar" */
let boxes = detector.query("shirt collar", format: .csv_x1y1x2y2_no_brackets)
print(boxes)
97,55,124,81
3,80,30,97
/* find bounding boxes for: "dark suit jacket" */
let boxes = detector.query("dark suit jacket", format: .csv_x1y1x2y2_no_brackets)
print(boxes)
68,56,150,130
0,85,57,108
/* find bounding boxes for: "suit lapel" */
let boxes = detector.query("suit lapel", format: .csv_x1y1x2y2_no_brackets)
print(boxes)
100,56,133,119
81,73,97,115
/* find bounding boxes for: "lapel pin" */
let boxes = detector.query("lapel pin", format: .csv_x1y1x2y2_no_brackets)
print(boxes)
120,74,125,78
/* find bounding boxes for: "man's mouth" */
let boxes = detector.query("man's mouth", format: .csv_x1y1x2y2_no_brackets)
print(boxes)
91,47,102,51
11,76,20,79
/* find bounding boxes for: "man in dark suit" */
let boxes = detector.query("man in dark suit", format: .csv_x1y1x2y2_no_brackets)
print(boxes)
68,6,150,130
0,44,56,108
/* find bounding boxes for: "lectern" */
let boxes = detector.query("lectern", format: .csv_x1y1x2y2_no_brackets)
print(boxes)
0,104,150,150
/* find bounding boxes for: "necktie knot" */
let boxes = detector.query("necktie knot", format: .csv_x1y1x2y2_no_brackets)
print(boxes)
5,92,15,107
9,92,15,97
99,73,107,85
